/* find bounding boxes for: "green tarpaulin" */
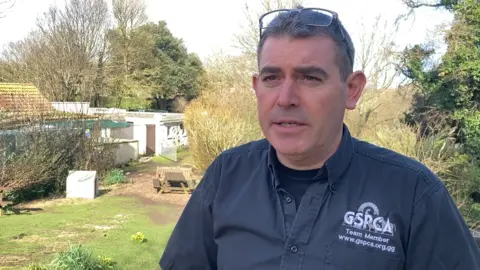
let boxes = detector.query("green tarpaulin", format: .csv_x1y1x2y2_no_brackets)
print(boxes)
45,119,132,129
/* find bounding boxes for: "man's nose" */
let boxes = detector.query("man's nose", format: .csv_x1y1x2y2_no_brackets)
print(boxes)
276,77,300,108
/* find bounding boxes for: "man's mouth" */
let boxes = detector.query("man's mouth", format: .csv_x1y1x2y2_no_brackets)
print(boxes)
273,120,307,127
278,122,302,127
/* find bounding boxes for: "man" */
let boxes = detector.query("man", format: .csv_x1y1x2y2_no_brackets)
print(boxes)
160,7,480,270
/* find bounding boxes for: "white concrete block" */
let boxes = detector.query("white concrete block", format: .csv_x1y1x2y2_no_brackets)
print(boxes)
66,171,98,199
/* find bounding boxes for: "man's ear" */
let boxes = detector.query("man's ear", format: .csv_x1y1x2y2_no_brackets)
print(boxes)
345,71,367,110
252,73,259,95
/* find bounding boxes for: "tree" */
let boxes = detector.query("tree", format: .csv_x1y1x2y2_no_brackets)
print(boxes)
106,0,148,107
399,0,480,157
106,21,205,110
345,14,402,136
111,0,148,76
137,22,204,108
202,51,256,94
234,0,306,55
397,0,458,22
0,0,15,18
402,0,458,9
232,0,307,75
357,15,400,92
0,0,110,102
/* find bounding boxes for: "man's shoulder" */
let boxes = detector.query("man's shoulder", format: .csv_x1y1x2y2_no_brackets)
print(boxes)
219,138,270,157
207,138,270,173
352,137,443,189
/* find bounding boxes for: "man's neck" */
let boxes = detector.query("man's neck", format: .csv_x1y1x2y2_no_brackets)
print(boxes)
276,130,343,171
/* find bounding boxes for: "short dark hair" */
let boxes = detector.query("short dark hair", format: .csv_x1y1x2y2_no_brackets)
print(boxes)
257,6,355,81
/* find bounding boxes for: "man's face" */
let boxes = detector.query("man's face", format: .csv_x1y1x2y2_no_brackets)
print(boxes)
253,35,365,160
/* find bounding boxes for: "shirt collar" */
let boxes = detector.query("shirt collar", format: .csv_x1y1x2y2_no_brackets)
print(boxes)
267,123,355,189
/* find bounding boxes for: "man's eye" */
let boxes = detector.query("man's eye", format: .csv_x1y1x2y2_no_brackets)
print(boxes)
263,75,278,81
302,75,320,81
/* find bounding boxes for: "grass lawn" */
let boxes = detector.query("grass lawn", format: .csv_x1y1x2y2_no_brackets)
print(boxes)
123,147,195,175
0,195,178,269
151,147,192,164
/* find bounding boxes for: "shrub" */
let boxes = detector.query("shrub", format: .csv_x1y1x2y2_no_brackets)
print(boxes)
184,89,263,172
353,118,480,229
361,121,467,176
25,245,116,270
0,115,117,203
27,263,49,270
344,88,413,138
442,157,480,231
103,169,127,186
48,244,114,270
345,89,480,229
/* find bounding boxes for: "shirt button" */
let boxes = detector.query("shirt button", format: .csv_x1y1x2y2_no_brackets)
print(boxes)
290,245,298,253
285,197,292,203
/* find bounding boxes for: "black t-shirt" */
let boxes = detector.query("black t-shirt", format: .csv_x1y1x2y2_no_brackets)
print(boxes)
274,156,327,209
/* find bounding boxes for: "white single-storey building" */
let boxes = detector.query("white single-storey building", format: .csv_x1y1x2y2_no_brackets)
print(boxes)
50,102,188,160
121,112,187,157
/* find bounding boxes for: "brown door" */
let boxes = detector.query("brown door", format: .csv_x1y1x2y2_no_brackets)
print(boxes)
146,125,156,156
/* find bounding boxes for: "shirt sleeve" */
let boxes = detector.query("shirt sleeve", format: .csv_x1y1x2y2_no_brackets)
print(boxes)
405,179,480,270
159,157,220,270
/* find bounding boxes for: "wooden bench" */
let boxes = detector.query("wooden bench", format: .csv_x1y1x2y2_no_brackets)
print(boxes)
153,179,162,193
0,187,13,216
154,167,198,194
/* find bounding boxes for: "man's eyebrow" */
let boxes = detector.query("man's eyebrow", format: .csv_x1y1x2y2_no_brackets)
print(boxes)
259,66,282,75
295,66,329,79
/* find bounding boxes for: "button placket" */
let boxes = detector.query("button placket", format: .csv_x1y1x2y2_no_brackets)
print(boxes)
281,191,296,239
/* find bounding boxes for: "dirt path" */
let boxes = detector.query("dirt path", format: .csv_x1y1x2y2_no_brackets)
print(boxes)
109,170,192,205
106,169,193,225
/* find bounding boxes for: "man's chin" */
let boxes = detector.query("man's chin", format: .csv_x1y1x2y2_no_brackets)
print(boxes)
268,138,306,155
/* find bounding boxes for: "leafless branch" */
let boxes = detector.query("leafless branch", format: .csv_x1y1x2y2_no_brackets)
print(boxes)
233,0,306,58
111,0,148,78
396,0,456,24
0,0,15,18
402,0,455,9
357,14,400,91
1,0,110,102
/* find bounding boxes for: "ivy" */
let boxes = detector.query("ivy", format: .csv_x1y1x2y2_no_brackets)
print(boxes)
401,0,480,158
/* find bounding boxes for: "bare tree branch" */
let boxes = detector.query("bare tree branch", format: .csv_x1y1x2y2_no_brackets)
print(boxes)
357,14,400,91
402,0,455,9
1,0,110,102
0,0,15,18
349,14,404,135
111,0,148,76
396,0,457,24
233,0,306,58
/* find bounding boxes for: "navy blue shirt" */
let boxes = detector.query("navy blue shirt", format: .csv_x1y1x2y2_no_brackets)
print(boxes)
160,124,480,270
273,152,326,210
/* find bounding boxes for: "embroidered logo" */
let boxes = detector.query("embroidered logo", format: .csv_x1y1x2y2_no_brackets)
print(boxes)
342,202,396,236
338,202,397,253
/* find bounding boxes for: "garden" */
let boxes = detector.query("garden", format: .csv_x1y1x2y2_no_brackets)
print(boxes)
0,150,193,270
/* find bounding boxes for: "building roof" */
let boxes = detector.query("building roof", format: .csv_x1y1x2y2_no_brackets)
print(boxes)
161,113,184,123
0,83,53,113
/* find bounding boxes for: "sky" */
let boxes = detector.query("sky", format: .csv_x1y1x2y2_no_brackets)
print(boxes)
0,0,454,65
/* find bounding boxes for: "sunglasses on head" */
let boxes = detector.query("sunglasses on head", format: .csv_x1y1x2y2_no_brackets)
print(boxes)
258,8,353,65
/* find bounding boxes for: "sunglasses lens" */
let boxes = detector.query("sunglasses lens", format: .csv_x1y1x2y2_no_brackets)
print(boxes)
260,9,334,34
260,10,291,31
300,9,334,25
